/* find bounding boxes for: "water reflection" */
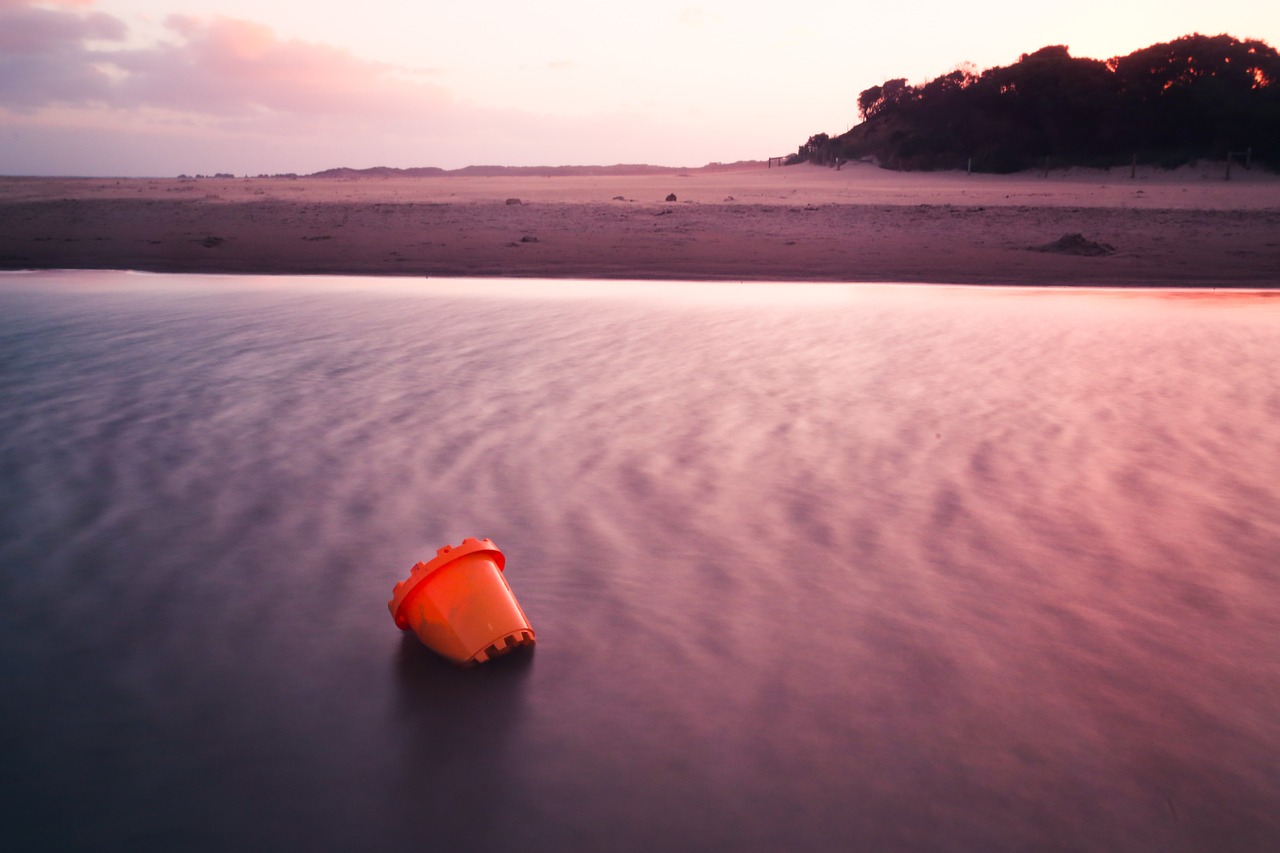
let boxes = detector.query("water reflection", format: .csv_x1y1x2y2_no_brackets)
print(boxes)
393,632,535,755
391,635,534,848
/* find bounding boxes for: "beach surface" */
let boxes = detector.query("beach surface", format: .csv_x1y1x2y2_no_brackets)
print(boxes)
2,162,1278,285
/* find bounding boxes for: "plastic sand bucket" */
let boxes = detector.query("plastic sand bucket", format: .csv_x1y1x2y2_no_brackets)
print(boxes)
388,538,535,666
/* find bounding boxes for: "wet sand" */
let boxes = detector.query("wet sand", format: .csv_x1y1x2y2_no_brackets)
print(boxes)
2,163,1278,285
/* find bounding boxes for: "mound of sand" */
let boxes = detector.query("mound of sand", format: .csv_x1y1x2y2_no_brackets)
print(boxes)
1033,233,1116,256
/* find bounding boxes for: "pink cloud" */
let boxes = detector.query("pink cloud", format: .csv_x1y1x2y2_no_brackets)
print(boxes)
1,7,452,122
0,5,716,174
109,15,454,119
0,6,569,174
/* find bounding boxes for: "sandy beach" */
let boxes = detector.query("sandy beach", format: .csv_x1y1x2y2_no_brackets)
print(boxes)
2,162,1278,285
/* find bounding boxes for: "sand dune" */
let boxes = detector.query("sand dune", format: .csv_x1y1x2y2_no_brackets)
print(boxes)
2,162,1277,285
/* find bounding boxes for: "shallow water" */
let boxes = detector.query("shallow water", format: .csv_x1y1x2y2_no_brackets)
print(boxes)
3,271,1280,851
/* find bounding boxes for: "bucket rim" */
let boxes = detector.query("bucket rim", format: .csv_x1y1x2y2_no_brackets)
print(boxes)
387,537,506,629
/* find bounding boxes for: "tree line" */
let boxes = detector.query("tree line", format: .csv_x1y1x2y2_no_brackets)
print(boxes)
794,34,1280,172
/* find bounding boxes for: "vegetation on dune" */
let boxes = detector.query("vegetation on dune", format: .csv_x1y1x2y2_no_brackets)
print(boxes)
794,34,1280,173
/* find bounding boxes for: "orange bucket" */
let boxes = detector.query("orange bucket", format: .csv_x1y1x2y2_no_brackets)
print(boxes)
388,538,535,666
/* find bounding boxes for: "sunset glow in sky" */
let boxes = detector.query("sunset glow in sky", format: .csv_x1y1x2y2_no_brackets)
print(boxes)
2,0,1278,175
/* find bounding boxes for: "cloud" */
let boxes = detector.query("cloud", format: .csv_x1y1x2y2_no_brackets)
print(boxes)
110,15,455,123
0,2,126,110
0,6,452,122
0,0,97,9
0,4,120,50
0,4,740,174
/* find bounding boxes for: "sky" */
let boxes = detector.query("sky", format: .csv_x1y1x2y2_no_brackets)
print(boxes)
2,0,1278,176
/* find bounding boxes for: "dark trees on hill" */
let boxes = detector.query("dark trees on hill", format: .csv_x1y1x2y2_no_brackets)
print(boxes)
1109,34,1280,165
802,34,1280,172
857,78,916,121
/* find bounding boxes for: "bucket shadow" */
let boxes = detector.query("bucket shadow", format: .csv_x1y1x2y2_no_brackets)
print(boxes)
394,629,535,692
